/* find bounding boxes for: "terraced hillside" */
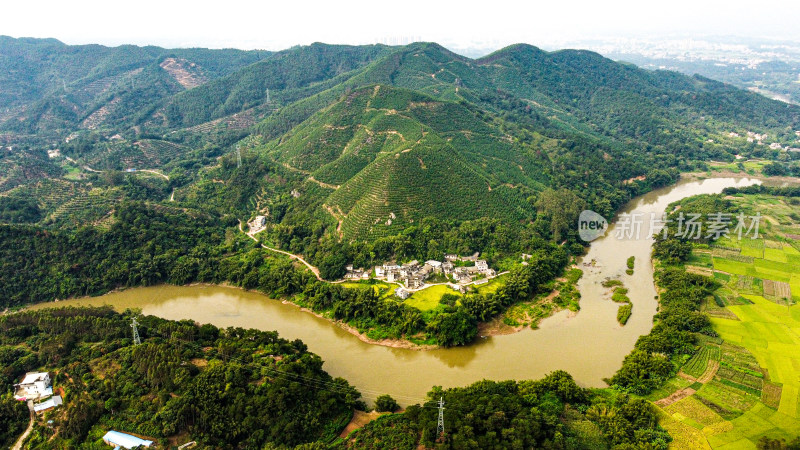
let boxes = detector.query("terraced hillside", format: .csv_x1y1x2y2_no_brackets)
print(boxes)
263,85,548,238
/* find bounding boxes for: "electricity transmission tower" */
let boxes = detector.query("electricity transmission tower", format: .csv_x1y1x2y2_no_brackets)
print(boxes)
236,145,242,169
437,396,445,437
131,317,141,345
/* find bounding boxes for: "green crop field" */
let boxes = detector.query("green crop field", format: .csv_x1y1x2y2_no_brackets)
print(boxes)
683,345,720,378
655,194,800,448
404,284,461,311
689,250,714,268
663,294,800,448
474,275,507,295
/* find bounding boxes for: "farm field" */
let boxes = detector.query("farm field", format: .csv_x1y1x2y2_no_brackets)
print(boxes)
658,193,800,448
404,284,461,311
710,233,799,304
706,160,769,175
658,301,800,448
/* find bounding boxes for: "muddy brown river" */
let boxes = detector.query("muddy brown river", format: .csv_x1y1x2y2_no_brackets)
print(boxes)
29,177,761,404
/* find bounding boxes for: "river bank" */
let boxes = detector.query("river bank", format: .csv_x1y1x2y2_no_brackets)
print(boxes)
23,176,764,404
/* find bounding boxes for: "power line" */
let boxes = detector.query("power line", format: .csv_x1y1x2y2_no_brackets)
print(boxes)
437,396,445,437
131,317,141,345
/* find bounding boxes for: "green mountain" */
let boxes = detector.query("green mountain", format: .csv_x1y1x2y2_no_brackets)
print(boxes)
264,85,549,239
0,36,272,132
2,38,799,241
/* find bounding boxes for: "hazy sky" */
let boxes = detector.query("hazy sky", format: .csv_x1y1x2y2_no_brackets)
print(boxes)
3,0,799,52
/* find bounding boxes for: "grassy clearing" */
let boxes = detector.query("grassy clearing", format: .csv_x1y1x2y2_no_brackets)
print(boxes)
474,274,507,295
707,160,769,175
404,284,460,311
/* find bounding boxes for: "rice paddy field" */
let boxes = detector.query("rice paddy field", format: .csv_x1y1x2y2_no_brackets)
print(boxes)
656,194,800,449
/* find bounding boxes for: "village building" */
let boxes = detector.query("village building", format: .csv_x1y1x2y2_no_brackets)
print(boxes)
102,430,154,449
344,266,370,280
34,395,63,413
394,287,410,299
450,284,468,294
424,260,443,273
462,252,480,262
14,372,52,400
406,277,424,289
367,255,498,289
249,215,267,233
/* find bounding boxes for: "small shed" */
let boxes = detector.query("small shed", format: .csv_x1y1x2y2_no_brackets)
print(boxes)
34,395,62,413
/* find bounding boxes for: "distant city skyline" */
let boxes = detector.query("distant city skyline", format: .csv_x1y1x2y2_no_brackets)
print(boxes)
3,0,799,54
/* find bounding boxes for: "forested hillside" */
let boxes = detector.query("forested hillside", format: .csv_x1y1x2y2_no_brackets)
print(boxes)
2,38,798,238
0,307,361,448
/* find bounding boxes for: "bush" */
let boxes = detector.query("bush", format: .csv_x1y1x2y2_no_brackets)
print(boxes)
375,394,399,413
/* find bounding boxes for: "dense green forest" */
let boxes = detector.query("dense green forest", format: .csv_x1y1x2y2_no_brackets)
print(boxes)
340,373,671,449
2,38,796,243
0,307,361,448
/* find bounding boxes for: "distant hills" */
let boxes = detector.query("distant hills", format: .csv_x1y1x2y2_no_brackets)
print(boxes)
1,37,799,239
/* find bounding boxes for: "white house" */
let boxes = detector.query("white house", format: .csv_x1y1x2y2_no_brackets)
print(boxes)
395,287,411,300
475,260,488,271
15,372,51,400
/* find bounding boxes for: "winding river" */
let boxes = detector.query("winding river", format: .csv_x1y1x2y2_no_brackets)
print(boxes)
29,177,762,404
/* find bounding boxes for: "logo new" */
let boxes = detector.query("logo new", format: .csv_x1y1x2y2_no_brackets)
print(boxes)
578,210,608,242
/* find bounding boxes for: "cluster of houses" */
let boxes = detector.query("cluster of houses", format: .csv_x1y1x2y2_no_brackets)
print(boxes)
344,253,498,299
14,371,63,413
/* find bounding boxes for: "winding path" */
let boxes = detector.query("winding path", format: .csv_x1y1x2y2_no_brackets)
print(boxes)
12,413,34,450
239,221,322,280
65,157,169,180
